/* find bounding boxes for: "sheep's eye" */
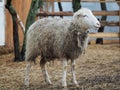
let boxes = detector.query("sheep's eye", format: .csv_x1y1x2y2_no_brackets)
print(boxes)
83,15,88,17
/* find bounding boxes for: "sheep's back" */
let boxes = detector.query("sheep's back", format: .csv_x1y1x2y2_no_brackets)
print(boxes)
26,18,71,60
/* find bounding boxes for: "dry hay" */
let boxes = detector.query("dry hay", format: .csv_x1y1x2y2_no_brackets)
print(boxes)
0,44,120,90
0,46,13,55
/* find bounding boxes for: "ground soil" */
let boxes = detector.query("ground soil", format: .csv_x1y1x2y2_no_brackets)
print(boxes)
0,44,120,90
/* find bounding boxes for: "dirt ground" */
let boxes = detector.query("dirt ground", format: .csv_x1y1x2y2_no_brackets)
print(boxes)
0,44,120,90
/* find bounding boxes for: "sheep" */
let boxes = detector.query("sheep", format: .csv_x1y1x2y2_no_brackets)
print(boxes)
24,8,100,87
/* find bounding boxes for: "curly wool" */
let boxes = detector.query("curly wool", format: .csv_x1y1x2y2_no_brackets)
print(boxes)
25,18,88,63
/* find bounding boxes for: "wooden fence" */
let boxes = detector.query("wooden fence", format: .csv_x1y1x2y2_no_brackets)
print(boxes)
43,0,120,2
49,0,120,2
5,0,31,48
38,0,120,44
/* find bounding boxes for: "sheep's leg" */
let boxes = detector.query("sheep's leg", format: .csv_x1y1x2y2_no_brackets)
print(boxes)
62,59,68,87
71,60,78,86
41,64,52,85
40,59,52,85
25,61,32,87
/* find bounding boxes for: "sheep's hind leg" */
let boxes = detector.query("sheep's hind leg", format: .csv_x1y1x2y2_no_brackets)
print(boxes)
40,58,52,85
25,61,32,87
62,59,68,88
71,60,79,87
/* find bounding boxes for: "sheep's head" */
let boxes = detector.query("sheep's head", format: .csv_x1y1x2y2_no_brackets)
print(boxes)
73,8,100,31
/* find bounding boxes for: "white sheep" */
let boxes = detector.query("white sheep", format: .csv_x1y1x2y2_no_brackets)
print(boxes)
25,8,100,88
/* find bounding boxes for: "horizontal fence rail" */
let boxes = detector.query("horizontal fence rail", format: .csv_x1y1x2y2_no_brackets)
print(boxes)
89,33,120,38
37,11,120,27
100,21,120,26
90,40,119,44
43,0,120,3
37,11,120,16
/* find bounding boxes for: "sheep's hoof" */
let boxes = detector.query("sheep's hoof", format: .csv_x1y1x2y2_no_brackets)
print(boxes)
49,83,53,85
75,84,80,88
24,80,29,87
62,86,67,90
45,80,52,85
24,82,29,87
47,82,53,86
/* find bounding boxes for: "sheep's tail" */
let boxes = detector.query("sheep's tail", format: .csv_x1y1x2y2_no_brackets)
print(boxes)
25,43,37,64
25,28,39,64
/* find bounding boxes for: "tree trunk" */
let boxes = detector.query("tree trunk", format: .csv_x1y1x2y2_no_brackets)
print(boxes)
58,2,63,18
5,0,21,61
21,0,43,60
96,0,107,44
72,0,81,12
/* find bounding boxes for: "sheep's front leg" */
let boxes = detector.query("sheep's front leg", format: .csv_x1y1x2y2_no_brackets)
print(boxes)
71,60,78,86
40,60,52,85
62,59,67,88
25,61,32,87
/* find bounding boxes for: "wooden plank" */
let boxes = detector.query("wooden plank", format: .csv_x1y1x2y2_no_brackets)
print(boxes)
37,11,73,16
89,32,120,38
100,21,119,26
90,40,120,45
43,0,120,2
37,11,120,16
93,11,120,16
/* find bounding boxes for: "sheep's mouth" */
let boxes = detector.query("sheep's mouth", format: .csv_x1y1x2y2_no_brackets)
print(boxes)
94,25,100,29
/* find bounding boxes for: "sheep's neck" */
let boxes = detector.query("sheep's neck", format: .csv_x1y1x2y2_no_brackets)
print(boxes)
68,22,88,33
68,22,89,49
